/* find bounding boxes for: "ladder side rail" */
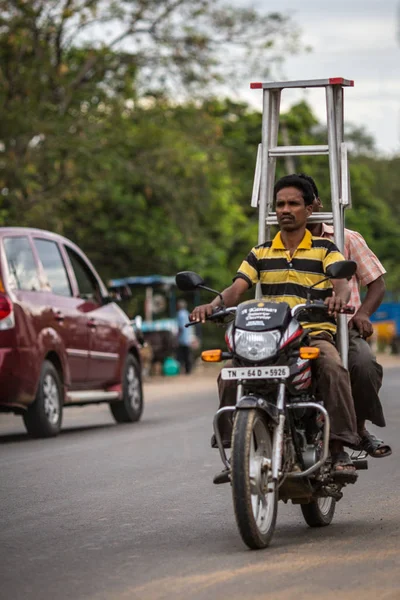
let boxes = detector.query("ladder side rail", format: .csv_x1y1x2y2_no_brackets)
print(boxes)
340,143,351,208
326,84,348,366
326,85,344,252
256,89,281,299
256,89,272,300
265,90,281,236
250,144,262,208
258,89,272,246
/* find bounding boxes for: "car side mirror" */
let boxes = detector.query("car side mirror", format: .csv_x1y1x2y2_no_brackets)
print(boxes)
133,315,143,331
133,315,145,345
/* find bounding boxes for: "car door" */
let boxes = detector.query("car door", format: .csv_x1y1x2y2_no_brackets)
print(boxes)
33,237,90,387
63,245,122,388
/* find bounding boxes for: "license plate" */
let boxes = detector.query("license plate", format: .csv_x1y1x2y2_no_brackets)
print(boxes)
221,366,290,380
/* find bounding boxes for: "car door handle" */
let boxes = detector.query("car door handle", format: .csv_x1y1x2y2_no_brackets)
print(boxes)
55,311,64,322
88,318,97,329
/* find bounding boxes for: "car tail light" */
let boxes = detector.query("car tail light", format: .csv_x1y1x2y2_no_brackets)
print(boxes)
0,294,15,330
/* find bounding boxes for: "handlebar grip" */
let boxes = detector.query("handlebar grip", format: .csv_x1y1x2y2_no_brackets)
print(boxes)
340,305,355,315
185,321,198,328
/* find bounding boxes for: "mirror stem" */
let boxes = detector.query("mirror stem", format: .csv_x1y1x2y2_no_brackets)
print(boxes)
198,285,225,308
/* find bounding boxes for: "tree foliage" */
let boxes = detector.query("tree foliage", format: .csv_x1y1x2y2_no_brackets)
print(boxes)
1,0,399,298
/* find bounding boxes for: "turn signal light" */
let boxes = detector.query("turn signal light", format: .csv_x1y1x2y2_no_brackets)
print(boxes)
201,349,223,362
299,347,320,360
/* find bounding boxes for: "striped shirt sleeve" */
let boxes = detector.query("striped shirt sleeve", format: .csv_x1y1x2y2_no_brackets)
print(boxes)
321,240,346,271
234,247,259,287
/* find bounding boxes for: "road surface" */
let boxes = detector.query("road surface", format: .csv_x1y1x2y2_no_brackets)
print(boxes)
1,366,399,600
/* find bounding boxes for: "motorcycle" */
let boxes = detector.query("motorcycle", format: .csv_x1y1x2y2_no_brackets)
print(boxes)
176,260,368,550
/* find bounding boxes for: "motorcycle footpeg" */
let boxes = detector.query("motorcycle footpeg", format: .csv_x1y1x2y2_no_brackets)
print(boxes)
213,469,231,485
332,470,358,485
352,458,368,470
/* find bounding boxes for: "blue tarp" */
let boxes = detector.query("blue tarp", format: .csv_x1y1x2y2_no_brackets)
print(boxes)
109,275,176,288
370,302,400,334
132,318,178,333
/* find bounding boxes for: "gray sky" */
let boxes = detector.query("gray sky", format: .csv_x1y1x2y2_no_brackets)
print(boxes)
233,0,400,154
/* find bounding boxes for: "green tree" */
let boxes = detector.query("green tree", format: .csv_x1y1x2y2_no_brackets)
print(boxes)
0,0,300,222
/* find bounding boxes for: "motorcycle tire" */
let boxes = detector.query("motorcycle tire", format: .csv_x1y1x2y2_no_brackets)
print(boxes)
301,497,336,527
231,409,278,549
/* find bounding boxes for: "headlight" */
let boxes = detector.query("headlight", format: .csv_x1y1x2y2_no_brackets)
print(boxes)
234,329,280,362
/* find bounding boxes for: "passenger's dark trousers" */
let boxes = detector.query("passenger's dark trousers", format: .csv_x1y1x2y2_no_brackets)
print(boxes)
348,328,385,427
217,334,359,447
177,345,192,374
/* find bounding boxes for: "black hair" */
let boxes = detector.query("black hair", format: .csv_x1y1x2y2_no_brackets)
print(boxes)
273,174,315,206
298,173,319,198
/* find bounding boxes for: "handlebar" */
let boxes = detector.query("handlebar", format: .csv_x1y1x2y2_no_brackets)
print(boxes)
187,302,355,326
185,307,236,327
340,305,356,315
292,301,355,319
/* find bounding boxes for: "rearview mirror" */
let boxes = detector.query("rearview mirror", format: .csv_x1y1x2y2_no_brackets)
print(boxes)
175,271,205,291
325,260,357,280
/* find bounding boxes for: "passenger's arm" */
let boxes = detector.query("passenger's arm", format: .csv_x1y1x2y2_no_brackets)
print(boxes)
349,275,385,338
190,278,249,323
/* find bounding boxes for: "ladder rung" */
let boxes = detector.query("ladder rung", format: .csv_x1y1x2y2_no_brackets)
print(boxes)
251,78,354,90
269,145,329,157
266,212,334,226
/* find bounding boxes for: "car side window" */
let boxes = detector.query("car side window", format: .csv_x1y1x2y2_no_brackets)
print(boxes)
65,247,100,302
34,239,72,297
3,236,41,291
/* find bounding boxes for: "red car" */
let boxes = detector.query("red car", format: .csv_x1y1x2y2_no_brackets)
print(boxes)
0,227,143,437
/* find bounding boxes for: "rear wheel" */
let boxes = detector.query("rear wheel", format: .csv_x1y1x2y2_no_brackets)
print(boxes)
231,409,278,549
23,360,63,438
109,354,143,423
301,496,336,527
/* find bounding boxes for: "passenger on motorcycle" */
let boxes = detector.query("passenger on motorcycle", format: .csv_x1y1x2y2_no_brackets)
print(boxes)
190,174,360,482
298,173,391,459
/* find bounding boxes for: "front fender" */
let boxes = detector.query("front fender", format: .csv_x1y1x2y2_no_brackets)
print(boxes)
236,395,279,424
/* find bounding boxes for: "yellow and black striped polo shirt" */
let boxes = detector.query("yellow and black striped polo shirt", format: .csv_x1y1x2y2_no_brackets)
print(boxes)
234,229,346,336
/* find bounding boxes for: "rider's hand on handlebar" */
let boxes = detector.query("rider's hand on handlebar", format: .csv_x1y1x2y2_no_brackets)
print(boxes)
324,292,347,316
190,303,216,324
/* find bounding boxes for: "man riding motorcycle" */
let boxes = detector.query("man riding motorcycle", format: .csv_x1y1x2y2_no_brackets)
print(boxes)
190,174,360,483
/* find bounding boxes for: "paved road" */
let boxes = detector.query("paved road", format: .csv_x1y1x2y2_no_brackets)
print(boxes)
1,368,399,600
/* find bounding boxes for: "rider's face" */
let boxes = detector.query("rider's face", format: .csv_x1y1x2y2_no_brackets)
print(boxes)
275,187,312,232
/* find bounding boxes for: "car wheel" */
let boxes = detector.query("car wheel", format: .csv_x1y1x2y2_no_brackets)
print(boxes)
23,360,63,438
109,354,143,423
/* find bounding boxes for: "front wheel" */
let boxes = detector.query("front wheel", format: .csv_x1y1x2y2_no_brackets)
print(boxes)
301,497,336,527
231,409,278,549
109,355,143,423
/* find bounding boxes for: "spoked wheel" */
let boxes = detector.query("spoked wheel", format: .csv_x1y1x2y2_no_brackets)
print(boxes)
301,496,336,527
231,409,278,549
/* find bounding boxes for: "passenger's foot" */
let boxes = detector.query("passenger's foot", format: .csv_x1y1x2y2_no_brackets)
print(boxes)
358,430,392,458
213,468,230,485
331,451,358,484
210,433,231,449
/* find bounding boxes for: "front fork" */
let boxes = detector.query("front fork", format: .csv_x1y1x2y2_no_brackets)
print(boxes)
271,382,286,481
213,381,287,480
212,382,245,470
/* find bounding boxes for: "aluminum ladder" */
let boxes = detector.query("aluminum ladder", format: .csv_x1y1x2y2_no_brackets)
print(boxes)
250,77,354,366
